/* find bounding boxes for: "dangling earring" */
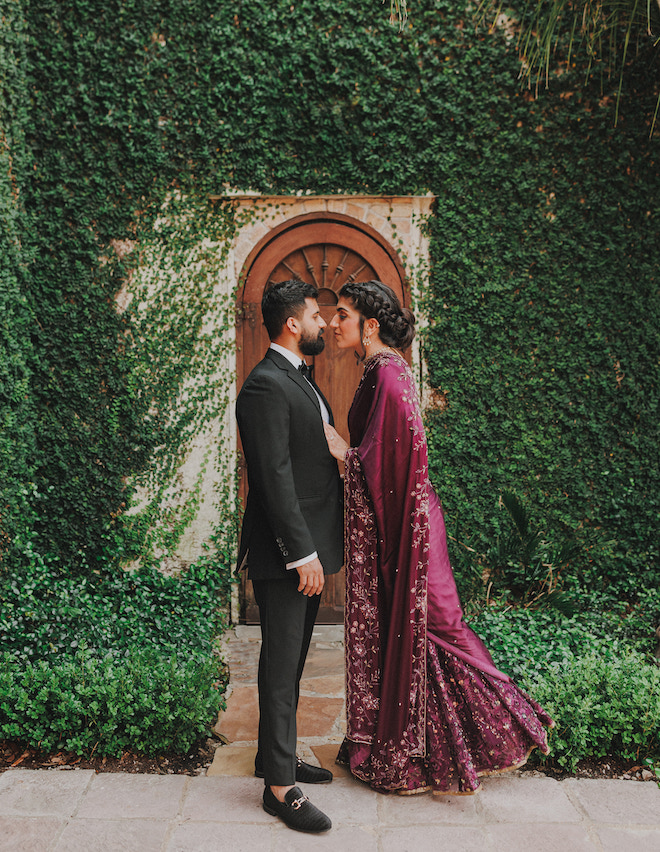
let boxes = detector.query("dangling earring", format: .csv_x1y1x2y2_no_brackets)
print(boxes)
363,334,371,347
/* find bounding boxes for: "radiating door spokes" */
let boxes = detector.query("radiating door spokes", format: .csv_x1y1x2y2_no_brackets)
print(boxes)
267,243,377,293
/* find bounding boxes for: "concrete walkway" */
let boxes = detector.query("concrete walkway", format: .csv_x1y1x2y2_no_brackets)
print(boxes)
1,626,659,851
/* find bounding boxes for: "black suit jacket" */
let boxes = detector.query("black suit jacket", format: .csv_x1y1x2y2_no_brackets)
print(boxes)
236,349,343,581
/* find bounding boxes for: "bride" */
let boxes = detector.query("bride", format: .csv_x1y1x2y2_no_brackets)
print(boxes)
323,280,553,795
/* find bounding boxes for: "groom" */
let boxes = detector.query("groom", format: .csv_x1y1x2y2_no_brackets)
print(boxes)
236,279,343,834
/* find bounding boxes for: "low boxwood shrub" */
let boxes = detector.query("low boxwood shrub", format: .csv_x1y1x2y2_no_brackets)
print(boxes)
470,603,660,769
527,651,660,771
471,592,660,679
0,646,224,756
0,555,229,757
0,556,226,665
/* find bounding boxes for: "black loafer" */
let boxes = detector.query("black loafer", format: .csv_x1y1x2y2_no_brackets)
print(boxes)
262,785,332,833
255,757,333,784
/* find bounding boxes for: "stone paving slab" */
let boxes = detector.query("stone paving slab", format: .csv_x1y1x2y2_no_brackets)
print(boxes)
486,821,598,851
300,646,345,680
564,777,660,825
1,768,659,852
0,816,64,852
165,821,276,852
53,818,169,852
296,694,345,738
75,773,187,821
0,769,94,817
223,625,343,687
299,673,345,696
181,776,272,825
217,630,261,685
597,826,660,852
380,824,490,852
214,680,344,744
207,745,257,777
213,683,260,742
479,774,581,824
312,742,350,778
271,824,380,851
298,776,380,825
377,784,482,826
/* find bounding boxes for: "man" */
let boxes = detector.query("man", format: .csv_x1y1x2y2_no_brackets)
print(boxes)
236,280,343,834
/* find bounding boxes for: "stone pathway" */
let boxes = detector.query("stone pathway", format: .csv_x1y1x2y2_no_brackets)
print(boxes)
1,625,659,851
209,625,346,778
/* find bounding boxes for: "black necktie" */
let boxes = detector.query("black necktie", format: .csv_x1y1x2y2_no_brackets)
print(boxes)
298,362,311,378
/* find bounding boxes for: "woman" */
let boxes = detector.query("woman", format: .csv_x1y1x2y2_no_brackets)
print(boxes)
324,280,553,795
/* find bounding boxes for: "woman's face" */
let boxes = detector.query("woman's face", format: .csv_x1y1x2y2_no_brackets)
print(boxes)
329,297,362,351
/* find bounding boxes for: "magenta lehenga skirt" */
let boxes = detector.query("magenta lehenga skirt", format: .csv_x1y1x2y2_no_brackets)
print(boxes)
337,640,554,795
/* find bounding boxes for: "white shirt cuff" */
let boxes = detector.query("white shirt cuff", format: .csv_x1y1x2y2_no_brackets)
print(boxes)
286,551,318,570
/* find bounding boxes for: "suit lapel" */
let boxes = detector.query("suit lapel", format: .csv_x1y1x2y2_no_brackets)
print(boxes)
266,349,321,414
266,349,326,416
289,368,323,414
308,375,334,427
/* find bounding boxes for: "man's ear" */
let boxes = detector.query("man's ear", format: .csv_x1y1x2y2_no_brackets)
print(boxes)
285,315,299,335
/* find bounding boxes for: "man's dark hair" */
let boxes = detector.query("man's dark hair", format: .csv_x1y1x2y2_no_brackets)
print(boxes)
261,279,318,340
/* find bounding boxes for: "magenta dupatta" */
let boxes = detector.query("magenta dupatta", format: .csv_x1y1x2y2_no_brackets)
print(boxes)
343,350,510,760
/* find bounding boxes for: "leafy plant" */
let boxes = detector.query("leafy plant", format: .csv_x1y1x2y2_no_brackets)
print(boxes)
471,597,660,680
469,602,660,769
527,650,660,770
450,491,579,613
0,646,225,756
0,553,229,756
0,555,230,665
476,0,660,130
487,490,579,611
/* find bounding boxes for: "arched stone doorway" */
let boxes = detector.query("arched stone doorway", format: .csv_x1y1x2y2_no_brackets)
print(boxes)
237,211,408,623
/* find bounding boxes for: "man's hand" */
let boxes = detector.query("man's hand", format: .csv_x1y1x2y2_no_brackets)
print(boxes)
296,557,325,596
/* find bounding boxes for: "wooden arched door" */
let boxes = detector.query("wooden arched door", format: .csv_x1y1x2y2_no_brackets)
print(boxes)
237,212,408,623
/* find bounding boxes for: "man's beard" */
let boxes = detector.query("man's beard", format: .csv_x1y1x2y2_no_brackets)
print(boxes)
300,329,325,356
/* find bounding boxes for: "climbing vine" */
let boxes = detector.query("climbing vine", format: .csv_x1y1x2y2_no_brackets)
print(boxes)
0,0,656,603
118,194,237,569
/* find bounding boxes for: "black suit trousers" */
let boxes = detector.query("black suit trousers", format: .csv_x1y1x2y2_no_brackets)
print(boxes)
252,573,321,786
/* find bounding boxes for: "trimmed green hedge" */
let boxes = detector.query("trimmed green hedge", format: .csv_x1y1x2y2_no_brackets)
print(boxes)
471,602,660,769
0,647,222,756
529,652,660,771
0,558,228,756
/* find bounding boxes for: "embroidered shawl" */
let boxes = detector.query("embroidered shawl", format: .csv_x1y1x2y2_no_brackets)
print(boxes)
344,350,508,758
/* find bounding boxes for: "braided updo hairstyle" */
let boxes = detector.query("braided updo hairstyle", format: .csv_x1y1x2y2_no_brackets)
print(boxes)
339,280,415,351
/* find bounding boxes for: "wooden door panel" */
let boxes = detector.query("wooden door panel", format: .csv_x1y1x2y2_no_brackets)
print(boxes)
238,213,407,623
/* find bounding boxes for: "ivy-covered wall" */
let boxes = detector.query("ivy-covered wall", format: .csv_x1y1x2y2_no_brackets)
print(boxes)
0,0,34,560
1,0,658,596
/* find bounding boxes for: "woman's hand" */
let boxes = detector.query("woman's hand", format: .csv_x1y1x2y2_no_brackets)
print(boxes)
324,422,350,461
